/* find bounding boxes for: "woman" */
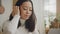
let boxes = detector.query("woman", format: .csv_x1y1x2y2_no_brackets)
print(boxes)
2,0,39,34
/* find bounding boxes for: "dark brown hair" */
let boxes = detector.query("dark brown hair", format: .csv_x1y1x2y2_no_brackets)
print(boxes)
9,0,36,32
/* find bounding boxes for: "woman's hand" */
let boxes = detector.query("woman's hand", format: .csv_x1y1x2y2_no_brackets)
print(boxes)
12,6,20,16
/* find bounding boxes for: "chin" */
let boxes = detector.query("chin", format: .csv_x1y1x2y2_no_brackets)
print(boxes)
25,17,29,20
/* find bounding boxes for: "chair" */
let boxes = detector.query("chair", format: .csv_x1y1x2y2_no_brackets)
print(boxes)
48,28,60,34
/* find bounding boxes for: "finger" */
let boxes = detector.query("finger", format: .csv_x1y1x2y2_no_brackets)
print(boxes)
16,6,20,15
18,6,20,15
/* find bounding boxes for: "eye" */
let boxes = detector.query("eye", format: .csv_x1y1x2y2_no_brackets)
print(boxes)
24,8,27,10
29,8,32,11
29,7,32,11
23,7,27,10
29,10,32,11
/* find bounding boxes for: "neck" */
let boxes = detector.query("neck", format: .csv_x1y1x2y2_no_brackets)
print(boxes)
20,18,26,26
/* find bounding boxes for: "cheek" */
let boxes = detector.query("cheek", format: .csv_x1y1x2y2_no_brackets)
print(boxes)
20,10,26,17
29,11,32,16
19,8,24,16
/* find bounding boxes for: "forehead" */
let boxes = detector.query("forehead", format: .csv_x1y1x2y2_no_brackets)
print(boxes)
21,1,32,7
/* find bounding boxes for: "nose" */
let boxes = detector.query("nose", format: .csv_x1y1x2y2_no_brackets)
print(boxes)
26,9,30,14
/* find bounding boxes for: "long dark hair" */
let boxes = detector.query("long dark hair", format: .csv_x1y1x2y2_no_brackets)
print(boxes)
9,0,36,32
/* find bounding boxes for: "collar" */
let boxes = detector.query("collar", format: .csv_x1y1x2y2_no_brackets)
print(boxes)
20,18,26,26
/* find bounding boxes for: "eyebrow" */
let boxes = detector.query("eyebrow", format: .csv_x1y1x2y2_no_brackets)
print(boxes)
22,6,32,8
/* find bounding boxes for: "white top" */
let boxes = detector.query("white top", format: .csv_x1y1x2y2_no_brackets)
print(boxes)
2,14,39,34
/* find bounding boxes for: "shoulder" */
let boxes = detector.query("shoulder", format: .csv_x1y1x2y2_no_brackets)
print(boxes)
2,20,10,29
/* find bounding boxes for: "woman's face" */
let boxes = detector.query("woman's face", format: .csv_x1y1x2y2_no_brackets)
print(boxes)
19,1,32,20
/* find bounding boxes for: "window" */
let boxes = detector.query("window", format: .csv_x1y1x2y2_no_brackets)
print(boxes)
44,0,56,28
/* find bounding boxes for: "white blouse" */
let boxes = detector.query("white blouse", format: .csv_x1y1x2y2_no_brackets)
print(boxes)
2,14,39,34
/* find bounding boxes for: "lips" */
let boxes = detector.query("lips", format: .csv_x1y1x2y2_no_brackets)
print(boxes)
25,15,30,18
26,15,29,16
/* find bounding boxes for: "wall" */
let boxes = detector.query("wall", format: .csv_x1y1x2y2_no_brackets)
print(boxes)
0,0,12,31
56,0,60,22
32,0,45,34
